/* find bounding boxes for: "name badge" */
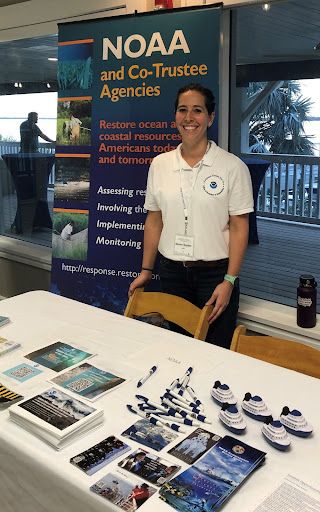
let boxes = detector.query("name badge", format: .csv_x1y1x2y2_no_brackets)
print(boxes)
174,235,194,257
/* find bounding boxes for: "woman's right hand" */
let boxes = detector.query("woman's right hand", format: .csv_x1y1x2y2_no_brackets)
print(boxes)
128,270,153,297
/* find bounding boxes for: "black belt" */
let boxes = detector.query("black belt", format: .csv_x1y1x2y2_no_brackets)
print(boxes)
182,259,228,268
162,257,228,268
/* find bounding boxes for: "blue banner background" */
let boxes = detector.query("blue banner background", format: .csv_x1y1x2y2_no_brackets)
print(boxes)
51,7,221,313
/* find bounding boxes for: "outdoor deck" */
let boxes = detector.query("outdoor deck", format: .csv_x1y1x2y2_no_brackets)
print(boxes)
241,217,320,309
2,190,319,312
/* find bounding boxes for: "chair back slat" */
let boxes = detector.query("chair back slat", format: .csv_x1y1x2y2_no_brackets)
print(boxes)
231,325,320,379
124,288,212,341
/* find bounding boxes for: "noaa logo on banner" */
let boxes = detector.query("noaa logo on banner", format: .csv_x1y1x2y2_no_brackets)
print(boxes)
203,175,224,196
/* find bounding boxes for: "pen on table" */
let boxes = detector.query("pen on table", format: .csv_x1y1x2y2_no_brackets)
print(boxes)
161,396,209,423
177,374,191,395
127,404,185,433
167,389,201,411
163,393,202,414
137,365,157,388
136,395,169,413
178,367,193,386
185,385,203,408
156,411,200,427
149,414,186,433
162,396,197,418
168,378,180,392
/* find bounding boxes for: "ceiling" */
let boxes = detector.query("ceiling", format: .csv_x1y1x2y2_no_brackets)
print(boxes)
235,0,320,65
0,0,320,93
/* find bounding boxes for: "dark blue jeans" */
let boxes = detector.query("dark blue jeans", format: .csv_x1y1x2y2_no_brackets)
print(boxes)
158,257,239,349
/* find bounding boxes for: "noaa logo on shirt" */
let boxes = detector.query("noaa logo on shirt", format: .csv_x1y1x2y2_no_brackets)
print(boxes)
203,175,224,196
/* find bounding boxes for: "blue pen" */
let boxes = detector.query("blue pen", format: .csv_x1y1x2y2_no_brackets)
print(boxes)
168,378,180,392
156,412,200,427
149,414,186,433
136,395,169,413
177,374,191,395
167,389,201,411
137,365,157,387
185,386,203,408
162,396,200,421
163,393,202,415
127,404,151,420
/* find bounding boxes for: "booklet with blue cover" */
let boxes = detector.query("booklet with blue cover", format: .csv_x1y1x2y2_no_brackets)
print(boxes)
159,435,266,512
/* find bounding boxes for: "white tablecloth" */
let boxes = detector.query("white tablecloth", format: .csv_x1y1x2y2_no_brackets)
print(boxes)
0,291,318,512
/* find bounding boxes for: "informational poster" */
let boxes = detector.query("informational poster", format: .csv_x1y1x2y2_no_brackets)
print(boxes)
51,6,221,313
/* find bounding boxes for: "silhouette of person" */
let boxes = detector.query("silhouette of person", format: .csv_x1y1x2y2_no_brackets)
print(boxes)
20,111,55,153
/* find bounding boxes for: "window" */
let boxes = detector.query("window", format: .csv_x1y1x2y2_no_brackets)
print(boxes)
0,35,57,248
229,0,320,311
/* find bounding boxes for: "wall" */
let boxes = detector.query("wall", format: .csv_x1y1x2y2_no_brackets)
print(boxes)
0,257,51,296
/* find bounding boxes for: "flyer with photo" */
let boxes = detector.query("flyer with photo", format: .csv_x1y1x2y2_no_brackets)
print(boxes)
17,387,97,430
90,471,156,510
118,448,181,486
70,436,131,476
9,387,103,449
25,341,93,372
160,435,266,512
168,428,221,465
50,362,125,400
121,418,178,452
3,362,43,382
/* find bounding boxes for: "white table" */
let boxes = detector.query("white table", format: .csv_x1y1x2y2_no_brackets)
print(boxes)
0,291,318,512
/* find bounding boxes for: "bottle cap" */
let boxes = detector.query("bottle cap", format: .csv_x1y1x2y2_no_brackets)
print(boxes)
299,275,317,288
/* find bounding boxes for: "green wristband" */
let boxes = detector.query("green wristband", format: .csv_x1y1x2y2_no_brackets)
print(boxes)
224,274,238,285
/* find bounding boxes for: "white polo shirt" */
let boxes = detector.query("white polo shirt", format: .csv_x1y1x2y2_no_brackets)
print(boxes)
144,141,254,261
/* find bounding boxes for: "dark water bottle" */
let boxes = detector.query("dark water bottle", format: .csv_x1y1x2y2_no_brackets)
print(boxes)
297,275,317,328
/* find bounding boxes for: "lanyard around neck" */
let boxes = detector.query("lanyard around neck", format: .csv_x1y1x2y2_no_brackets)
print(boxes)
178,142,210,235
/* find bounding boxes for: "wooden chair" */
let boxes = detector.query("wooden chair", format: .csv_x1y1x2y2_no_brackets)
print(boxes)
124,288,213,341
230,325,320,379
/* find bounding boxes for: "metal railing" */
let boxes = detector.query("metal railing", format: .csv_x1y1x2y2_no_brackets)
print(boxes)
242,153,320,224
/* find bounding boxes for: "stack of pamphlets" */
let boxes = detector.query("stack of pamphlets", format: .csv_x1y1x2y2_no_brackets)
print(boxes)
0,336,21,357
0,382,23,408
160,435,266,511
9,387,104,450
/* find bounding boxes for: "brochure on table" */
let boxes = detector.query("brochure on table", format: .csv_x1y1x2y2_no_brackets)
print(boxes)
49,361,126,401
160,435,266,512
9,387,104,449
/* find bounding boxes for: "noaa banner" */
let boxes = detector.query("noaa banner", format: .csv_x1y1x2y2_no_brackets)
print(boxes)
51,6,221,313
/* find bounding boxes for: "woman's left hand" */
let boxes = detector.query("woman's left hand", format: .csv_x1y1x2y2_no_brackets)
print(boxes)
205,281,234,324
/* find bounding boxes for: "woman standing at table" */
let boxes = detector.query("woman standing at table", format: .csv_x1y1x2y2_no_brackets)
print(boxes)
129,83,253,348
